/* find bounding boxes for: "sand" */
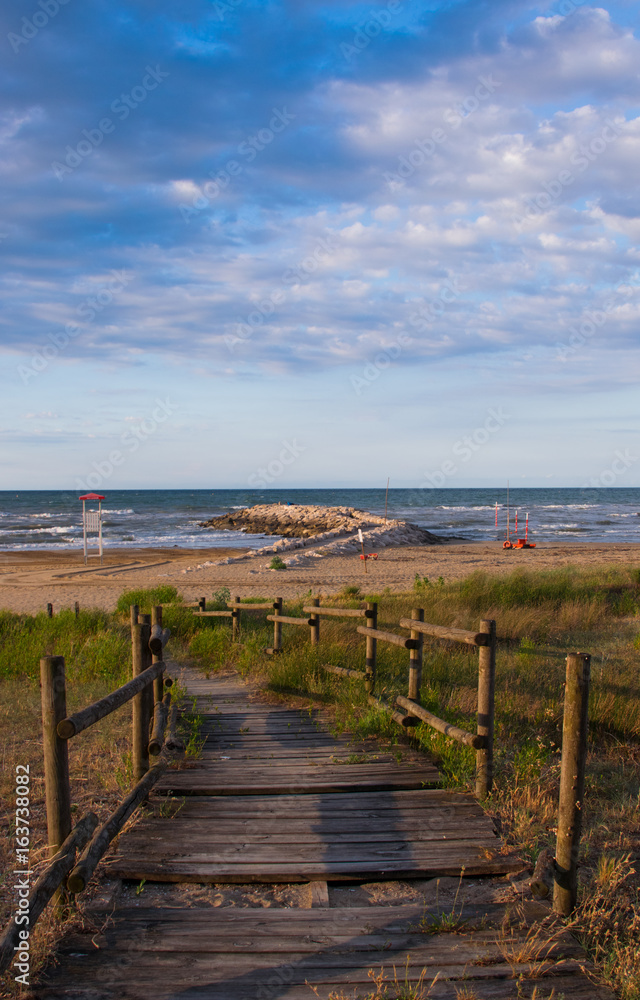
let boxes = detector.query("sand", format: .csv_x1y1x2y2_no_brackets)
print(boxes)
1,541,640,615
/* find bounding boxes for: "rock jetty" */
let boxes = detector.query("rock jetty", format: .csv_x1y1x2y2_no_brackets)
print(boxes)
197,503,443,567
200,504,387,538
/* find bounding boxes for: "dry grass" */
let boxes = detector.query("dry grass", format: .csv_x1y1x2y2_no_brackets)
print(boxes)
2,568,639,998
0,677,133,997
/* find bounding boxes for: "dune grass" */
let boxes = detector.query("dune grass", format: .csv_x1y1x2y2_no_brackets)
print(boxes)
1,566,639,997
180,565,640,999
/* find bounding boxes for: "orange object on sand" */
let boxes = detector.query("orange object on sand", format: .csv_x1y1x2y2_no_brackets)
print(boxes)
360,553,378,560
513,539,536,548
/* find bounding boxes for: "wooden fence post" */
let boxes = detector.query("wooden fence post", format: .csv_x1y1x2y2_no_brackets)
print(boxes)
47,603,53,618
130,604,139,630
364,602,377,694
151,605,164,703
199,597,206,612
40,656,72,858
273,597,283,652
475,619,496,798
309,597,320,647
74,601,80,619
554,652,591,916
139,615,153,744
232,595,240,641
131,623,149,782
408,608,424,701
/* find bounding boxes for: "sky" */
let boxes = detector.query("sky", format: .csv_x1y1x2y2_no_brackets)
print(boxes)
1,0,639,490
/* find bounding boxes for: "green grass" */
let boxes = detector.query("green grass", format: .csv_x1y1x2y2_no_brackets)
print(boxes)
174,564,640,999
1,570,639,998
115,584,180,615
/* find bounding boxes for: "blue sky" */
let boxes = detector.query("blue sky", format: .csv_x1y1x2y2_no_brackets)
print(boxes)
1,0,639,490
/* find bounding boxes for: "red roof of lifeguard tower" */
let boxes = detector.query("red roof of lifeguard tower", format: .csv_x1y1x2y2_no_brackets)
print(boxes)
79,493,105,500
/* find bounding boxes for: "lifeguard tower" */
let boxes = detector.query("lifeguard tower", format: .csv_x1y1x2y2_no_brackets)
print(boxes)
79,493,104,565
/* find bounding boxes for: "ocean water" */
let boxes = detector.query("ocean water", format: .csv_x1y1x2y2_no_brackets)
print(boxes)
0,488,639,551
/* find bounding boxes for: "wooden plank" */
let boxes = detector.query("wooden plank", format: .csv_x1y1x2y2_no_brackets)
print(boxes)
309,881,329,907
146,789,474,812
397,695,484,749
398,618,491,646
105,856,522,880
266,614,314,626
36,903,614,999
356,625,419,649
227,601,276,610
302,606,368,617
153,777,441,795
57,661,166,740
192,610,233,617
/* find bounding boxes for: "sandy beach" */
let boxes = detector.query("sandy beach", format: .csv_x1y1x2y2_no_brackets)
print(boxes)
2,541,640,615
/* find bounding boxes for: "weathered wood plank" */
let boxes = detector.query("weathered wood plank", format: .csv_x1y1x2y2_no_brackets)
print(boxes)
37,904,615,1000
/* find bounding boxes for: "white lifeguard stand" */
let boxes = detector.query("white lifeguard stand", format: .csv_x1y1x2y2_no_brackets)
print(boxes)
80,492,104,565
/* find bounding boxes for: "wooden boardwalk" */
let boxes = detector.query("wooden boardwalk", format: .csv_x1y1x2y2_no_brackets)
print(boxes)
34,671,615,999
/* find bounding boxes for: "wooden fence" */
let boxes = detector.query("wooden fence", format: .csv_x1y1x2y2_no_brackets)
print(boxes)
185,594,591,913
0,597,591,965
0,605,182,974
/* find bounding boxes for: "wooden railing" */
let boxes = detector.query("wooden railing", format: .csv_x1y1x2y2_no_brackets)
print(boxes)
0,605,182,974
182,593,590,915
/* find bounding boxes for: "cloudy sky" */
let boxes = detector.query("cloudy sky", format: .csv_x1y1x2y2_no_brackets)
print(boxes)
1,0,639,490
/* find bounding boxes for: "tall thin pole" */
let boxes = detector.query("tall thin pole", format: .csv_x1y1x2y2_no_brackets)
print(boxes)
507,481,510,542
82,498,87,565
384,477,390,524
98,498,103,566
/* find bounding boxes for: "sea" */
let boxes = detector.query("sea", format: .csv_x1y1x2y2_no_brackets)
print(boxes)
1,488,639,551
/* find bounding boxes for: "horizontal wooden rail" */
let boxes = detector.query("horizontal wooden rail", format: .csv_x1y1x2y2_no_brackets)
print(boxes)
398,619,491,646
368,694,419,728
396,695,486,749
321,664,366,680
267,614,314,626
148,692,171,756
227,601,277,611
356,626,419,650
67,757,172,894
164,703,185,752
0,813,98,973
149,625,171,655
193,610,233,617
302,606,372,618
57,661,166,740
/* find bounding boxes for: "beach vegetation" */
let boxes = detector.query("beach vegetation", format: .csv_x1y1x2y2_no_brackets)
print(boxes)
165,562,639,999
210,586,231,609
269,555,287,570
1,565,639,997
115,584,179,615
